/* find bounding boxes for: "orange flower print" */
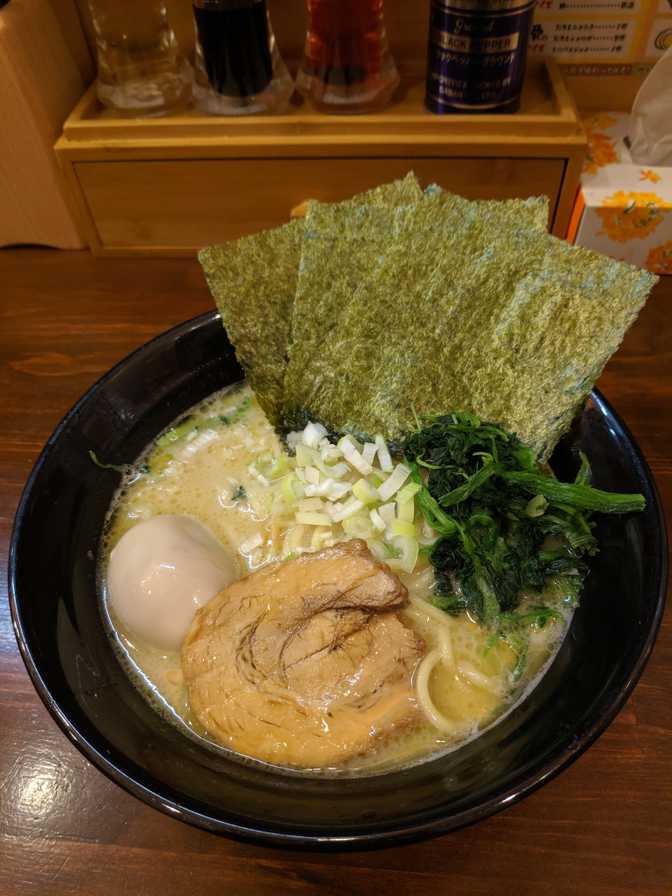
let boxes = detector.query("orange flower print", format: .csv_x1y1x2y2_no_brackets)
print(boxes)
596,191,672,242
582,113,619,175
583,131,617,175
639,169,661,183
646,240,672,275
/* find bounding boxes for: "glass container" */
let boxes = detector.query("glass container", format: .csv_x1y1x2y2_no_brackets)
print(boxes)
87,0,192,116
297,0,399,113
193,0,293,115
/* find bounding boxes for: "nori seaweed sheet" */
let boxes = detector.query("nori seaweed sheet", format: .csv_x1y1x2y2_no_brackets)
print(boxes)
282,174,423,428
200,175,654,458
199,220,302,425
199,173,421,425
282,190,550,430
281,191,656,458
426,183,550,233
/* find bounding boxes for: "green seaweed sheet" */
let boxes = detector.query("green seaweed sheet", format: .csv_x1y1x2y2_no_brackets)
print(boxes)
281,191,656,458
426,183,550,233
199,173,421,425
282,190,551,430
199,220,302,425
282,174,423,427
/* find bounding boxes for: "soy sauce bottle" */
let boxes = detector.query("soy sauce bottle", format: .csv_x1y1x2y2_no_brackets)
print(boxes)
193,0,293,115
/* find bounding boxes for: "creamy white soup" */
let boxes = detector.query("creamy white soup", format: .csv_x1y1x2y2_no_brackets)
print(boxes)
101,382,573,775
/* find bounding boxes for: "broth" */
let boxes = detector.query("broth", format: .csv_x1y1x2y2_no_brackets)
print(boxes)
101,382,572,775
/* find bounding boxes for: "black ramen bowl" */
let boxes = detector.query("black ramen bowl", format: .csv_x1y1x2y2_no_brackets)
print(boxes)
9,311,667,846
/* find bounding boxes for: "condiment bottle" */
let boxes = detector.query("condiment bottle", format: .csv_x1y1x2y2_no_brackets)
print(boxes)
193,0,293,115
297,0,399,113
86,0,192,115
425,0,535,114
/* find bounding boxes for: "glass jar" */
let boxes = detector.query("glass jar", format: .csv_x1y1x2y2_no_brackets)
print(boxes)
297,0,399,113
87,0,192,116
192,0,293,115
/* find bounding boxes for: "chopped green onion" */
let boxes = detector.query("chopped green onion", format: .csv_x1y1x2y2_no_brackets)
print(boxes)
330,497,365,522
88,450,125,473
378,502,396,526
339,436,374,476
397,498,415,523
362,442,377,466
317,459,349,479
352,478,379,505
311,527,333,549
325,481,351,501
302,421,327,448
304,466,320,485
378,463,411,502
386,535,419,573
269,454,289,478
397,482,422,504
148,449,172,474
295,444,316,467
155,419,195,448
367,539,389,561
375,434,393,472
342,514,374,538
391,519,417,538
298,497,326,512
369,508,387,532
296,511,333,526
281,473,300,504
248,464,270,487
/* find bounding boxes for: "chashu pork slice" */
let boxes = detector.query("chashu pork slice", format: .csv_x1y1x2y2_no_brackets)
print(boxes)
182,539,423,768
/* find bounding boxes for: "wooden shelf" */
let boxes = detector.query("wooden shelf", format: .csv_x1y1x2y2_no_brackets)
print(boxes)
61,60,583,149
55,59,587,256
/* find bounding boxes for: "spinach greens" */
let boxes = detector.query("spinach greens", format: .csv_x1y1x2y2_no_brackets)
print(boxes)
403,412,645,628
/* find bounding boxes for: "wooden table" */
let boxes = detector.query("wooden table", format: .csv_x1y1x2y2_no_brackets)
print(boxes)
1,249,670,896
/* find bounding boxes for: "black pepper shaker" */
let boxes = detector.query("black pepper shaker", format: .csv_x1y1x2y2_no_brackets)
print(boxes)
425,0,535,114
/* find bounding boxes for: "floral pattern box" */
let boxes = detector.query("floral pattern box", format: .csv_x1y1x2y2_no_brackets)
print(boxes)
569,112,672,275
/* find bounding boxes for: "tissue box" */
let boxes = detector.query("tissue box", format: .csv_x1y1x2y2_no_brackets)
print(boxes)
569,112,672,275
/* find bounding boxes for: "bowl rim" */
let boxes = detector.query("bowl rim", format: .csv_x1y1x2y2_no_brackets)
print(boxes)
8,310,669,847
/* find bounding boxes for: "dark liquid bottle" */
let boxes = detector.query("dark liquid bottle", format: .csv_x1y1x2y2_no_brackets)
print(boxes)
193,0,293,114
297,0,399,113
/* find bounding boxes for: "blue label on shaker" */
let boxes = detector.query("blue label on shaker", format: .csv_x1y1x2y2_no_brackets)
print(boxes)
426,0,535,113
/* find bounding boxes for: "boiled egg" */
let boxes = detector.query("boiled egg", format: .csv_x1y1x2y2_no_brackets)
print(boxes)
107,514,237,651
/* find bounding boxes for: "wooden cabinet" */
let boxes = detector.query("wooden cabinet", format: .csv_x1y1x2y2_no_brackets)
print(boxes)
56,61,586,256
75,157,565,254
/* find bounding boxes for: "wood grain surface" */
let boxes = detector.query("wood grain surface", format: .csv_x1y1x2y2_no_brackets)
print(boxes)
56,63,584,257
0,248,670,896
73,157,564,253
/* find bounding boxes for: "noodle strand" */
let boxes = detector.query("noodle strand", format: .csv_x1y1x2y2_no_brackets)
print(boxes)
414,649,456,734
